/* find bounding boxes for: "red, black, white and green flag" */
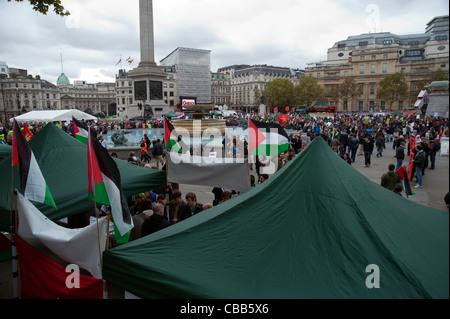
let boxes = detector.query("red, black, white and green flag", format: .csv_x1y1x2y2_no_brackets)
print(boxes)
87,128,133,238
395,166,415,198
12,119,56,208
248,119,289,156
72,116,94,145
164,116,187,153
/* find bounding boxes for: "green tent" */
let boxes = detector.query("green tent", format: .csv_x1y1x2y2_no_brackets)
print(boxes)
0,144,11,157
0,123,166,232
103,137,448,299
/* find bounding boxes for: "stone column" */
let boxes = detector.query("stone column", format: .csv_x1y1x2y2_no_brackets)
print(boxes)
139,0,156,67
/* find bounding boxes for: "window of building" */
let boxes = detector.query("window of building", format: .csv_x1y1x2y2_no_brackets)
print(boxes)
372,55,376,60
370,101,375,110
360,65,365,74
343,101,348,111
359,41,368,46
358,101,364,111
380,101,386,110
359,84,364,95
169,83,174,88
398,101,403,110
344,71,348,77
408,41,419,45
360,56,365,61
338,43,346,48
383,40,393,45
383,54,388,59
436,35,448,41
370,83,375,95
371,64,376,74
382,63,388,73
411,83,417,94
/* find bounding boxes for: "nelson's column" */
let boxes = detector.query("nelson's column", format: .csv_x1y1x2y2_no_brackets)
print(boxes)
127,0,171,118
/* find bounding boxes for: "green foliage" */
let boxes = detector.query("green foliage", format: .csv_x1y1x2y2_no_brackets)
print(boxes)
8,0,70,16
333,78,359,104
376,72,409,107
431,68,449,82
294,75,326,108
262,78,295,110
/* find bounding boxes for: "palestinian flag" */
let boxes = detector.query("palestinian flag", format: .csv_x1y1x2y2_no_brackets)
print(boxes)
87,128,133,237
164,116,187,153
395,166,414,198
72,116,94,144
12,120,56,208
248,119,289,156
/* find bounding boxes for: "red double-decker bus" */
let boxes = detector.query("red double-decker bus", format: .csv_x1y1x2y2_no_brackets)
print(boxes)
307,105,337,113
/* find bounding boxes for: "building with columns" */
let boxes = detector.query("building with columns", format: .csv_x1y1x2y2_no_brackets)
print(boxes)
305,15,449,112
217,65,304,113
0,64,116,123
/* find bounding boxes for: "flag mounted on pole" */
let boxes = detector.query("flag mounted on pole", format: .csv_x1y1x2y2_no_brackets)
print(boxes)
248,119,289,156
87,128,133,237
72,116,94,145
164,116,187,154
12,120,56,208
395,166,415,198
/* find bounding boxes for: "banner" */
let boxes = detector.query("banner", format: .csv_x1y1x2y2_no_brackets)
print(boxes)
167,154,250,192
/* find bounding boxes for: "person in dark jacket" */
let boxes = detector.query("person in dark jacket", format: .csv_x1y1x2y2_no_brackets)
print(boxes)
178,192,203,221
413,145,426,188
363,136,375,167
141,203,170,237
381,164,402,191
375,131,385,158
395,142,406,171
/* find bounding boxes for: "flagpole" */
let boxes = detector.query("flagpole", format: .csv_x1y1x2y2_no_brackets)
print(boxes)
103,212,110,300
12,189,19,299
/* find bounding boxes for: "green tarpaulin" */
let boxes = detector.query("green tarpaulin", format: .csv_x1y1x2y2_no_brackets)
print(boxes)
0,144,11,157
0,123,166,232
103,137,449,299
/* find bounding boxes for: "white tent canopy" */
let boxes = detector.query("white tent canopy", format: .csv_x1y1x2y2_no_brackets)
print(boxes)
11,110,97,123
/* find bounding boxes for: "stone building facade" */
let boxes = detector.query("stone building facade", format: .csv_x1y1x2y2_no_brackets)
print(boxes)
305,15,449,112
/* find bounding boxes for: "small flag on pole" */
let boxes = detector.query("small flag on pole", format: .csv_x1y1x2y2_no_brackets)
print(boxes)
87,128,133,237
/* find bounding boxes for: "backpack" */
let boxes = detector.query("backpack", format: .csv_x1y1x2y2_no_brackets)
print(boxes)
434,141,441,152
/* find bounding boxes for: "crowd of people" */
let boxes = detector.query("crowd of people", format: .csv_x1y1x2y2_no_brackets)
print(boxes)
1,111,448,239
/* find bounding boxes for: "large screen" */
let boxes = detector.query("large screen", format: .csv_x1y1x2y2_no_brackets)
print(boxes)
182,99,196,106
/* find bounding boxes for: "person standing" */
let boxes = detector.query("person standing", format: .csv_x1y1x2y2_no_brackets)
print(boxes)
363,136,374,167
413,145,426,189
429,137,440,170
381,164,402,191
376,130,385,158
395,142,406,171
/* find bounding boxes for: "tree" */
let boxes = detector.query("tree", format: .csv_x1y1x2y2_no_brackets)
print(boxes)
376,72,409,109
430,68,449,82
8,0,70,16
294,75,326,108
332,78,360,111
261,78,295,111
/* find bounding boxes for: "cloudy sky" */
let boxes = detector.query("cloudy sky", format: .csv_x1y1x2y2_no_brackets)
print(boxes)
0,0,448,84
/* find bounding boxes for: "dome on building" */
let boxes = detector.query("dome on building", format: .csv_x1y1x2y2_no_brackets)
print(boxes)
57,73,70,85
